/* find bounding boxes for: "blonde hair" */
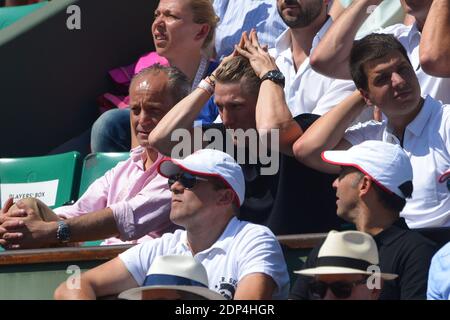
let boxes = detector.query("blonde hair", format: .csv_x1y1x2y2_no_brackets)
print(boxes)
214,56,261,96
189,0,219,49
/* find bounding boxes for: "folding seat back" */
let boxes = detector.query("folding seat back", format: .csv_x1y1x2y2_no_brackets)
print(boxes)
0,151,81,208
78,152,130,198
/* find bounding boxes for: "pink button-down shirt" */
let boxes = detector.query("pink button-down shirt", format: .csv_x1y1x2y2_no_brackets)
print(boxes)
54,147,177,245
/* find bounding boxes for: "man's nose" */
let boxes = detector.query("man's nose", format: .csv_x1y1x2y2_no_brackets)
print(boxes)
391,72,406,88
170,180,185,194
323,288,337,300
332,177,339,189
221,109,234,127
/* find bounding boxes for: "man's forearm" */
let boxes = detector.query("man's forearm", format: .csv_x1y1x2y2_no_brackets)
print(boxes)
148,88,211,156
293,90,366,172
310,0,382,79
54,279,97,300
419,0,450,77
66,208,119,243
256,81,302,156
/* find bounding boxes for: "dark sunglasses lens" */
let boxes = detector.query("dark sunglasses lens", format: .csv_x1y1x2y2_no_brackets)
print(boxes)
330,282,353,299
179,174,196,189
309,281,327,299
168,173,197,189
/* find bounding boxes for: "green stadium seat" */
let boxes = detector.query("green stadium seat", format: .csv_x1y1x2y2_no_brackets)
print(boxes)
78,152,130,198
0,151,81,209
78,152,129,247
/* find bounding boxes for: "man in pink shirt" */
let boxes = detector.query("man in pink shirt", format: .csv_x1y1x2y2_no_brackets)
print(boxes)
0,64,190,249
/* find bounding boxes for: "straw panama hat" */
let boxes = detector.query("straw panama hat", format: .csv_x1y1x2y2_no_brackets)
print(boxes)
296,230,398,280
119,255,226,300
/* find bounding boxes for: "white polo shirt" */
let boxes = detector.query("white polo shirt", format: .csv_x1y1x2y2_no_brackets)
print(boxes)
344,96,450,228
119,217,290,299
377,23,450,104
269,18,356,117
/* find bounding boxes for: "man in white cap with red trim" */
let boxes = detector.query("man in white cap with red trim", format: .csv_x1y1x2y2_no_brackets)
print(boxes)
296,230,398,300
290,140,436,300
55,149,289,300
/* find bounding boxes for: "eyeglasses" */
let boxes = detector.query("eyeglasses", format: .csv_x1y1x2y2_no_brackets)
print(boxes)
309,278,368,299
168,172,209,189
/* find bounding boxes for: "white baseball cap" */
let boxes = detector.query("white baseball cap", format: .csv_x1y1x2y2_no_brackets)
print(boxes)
296,230,397,280
118,255,226,300
322,140,413,199
158,149,245,206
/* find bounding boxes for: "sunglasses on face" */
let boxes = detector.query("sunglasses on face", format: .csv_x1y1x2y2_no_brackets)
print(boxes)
168,172,209,189
309,278,368,300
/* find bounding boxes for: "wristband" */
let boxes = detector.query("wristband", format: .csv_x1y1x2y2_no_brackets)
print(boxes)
197,79,215,95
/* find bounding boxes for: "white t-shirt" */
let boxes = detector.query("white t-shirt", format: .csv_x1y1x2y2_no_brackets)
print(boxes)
344,96,450,228
119,217,290,299
269,18,356,117
376,23,450,104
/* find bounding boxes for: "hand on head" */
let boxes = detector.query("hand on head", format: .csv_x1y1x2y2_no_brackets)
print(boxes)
234,29,278,78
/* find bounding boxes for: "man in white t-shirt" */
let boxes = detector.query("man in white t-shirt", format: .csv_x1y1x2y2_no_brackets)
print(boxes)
54,149,289,300
294,33,450,229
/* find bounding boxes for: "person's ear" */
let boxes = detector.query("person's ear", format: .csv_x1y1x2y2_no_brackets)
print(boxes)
359,88,374,106
216,189,235,207
359,175,372,197
194,24,210,42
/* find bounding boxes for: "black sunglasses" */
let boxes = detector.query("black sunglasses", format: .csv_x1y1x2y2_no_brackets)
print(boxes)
309,278,368,299
168,172,208,189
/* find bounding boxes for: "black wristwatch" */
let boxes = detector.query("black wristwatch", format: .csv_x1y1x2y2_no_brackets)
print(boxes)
56,220,71,243
260,70,285,88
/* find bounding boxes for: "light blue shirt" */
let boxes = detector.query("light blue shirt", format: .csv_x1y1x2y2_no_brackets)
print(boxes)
213,0,287,60
427,242,450,300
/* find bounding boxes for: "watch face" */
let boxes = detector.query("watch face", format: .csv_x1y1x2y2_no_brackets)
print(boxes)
268,70,285,81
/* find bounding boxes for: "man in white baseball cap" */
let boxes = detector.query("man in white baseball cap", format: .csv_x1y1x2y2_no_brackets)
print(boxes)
55,149,289,300
296,230,397,300
290,141,437,300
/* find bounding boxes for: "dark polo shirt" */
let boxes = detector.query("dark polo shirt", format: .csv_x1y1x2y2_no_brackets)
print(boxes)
289,218,437,300
202,114,342,235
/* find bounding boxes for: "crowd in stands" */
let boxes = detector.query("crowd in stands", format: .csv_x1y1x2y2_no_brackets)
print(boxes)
1,0,449,300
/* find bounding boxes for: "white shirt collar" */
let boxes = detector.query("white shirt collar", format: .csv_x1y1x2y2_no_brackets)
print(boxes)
406,95,437,137
273,16,333,60
179,217,240,256
385,95,437,140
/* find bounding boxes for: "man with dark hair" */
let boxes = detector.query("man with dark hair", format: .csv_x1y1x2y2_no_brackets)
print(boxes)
349,33,410,90
310,0,450,105
0,65,190,248
294,33,450,229
291,141,437,300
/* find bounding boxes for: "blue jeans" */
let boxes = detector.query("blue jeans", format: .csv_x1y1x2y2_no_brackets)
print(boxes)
90,108,131,152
